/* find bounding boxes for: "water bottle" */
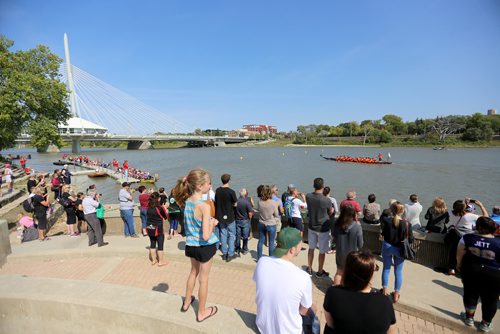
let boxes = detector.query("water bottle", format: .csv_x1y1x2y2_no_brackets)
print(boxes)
16,226,22,240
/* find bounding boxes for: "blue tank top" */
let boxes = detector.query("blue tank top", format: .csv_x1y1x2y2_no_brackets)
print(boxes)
184,199,219,247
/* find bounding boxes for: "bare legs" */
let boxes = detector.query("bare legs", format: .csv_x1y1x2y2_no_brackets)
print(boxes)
333,268,343,286
183,257,216,321
307,249,326,273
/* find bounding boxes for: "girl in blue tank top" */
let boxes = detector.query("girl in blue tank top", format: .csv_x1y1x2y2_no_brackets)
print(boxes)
172,168,219,323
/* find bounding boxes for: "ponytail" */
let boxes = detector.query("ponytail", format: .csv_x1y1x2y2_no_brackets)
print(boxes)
390,201,405,228
172,168,210,207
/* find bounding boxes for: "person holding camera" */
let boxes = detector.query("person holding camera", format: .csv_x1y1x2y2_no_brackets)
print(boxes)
456,216,500,332
119,182,138,238
82,190,107,247
445,199,487,275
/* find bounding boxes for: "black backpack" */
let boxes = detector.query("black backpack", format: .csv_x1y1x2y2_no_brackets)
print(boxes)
23,197,35,213
59,196,73,208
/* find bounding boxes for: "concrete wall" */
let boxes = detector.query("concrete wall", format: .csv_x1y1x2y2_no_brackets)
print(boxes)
0,275,258,334
101,207,449,269
0,220,12,268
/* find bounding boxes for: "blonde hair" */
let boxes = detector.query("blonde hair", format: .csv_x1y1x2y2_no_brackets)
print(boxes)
172,168,210,206
432,197,447,214
390,201,405,228
62,185,71,193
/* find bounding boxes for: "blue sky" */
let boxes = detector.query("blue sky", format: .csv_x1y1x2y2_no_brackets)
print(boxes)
1,0,500,132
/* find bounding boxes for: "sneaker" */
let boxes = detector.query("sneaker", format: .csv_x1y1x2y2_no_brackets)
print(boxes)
70,233,80,237
460,313,474,327
226,255,237,263
98,242,109,247
241,250,249,255
315,270,330,278
305,268,313,276
131,234,139,238
478,321,493,332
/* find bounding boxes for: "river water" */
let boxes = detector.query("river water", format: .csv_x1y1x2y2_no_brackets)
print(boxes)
4,146,500,214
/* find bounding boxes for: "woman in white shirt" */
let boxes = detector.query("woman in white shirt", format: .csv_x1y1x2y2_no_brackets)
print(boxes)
446,199,487,275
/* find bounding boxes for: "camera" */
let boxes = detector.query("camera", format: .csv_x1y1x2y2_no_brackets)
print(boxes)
469,199,476,203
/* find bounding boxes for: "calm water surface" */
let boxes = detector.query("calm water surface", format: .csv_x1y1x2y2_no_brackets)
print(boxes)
4,146,500,213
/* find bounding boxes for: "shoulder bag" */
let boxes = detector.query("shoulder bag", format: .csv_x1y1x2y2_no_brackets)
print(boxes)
400,221,416,260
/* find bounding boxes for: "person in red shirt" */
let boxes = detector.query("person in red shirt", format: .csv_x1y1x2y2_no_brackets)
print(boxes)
20,156,26,169
138,185,151,236
340,191,362,221
123,160,129,179
112,159,118,172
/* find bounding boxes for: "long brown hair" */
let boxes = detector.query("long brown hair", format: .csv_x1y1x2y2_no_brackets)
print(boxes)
336,205,356,231
390,201,405,228
148,192,160,208
172,168,210,206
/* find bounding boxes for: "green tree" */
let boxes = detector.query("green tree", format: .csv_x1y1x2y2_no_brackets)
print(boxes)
369,129,393,143
462,113,493,142
0,36,70,150
338,121,360,137
382,114,407,135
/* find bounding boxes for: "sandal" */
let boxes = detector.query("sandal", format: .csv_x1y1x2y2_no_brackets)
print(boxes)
180,295,195,313
392,291,400,303
196,306,218,322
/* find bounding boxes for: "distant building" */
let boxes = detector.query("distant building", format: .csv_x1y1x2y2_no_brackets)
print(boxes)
242,124,277,135
487,109,496,116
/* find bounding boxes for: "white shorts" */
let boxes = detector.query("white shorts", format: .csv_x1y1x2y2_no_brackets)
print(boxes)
5,175,12,183
308,229,330,254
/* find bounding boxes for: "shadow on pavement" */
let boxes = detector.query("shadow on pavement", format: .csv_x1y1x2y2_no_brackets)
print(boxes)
432,279,462,295
177,240,186,251
235,309,259,333
152,282,169,293
431,305,460,320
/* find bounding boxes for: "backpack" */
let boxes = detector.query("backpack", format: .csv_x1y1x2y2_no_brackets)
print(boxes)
23,226,38,242
23,197,35,213
283,196,295,219
59,196,72,208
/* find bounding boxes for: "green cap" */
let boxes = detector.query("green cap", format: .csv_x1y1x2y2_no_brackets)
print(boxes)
273,227,302,258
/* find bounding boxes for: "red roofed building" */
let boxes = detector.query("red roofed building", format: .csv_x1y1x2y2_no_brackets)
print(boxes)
242,124,277,135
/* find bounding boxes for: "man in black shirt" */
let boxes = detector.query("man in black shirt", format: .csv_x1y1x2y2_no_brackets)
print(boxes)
235,188,255,256
215,173,237,262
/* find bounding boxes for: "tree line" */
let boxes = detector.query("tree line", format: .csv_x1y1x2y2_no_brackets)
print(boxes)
293,113,500,145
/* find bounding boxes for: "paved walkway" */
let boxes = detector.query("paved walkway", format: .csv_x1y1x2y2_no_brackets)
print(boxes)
2,231,490,334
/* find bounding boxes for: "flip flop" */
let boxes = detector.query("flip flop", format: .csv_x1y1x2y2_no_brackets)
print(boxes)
196,306,218,323
180,295,195,313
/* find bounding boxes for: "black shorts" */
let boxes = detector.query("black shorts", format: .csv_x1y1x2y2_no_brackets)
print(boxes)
35,213,48,230
185,243,217,263
290,217,304,232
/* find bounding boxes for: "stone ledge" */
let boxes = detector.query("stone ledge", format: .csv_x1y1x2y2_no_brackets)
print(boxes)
0,275,258,334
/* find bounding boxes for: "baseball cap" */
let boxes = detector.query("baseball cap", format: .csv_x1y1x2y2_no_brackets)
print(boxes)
273,228,302,258
122,182,131,187
288,184,296,191
64,164,68,168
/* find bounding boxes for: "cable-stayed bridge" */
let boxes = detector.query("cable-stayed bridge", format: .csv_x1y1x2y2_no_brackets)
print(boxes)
18,34,254,153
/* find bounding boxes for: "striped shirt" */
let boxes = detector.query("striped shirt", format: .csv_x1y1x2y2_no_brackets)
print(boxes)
185,199,219,247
